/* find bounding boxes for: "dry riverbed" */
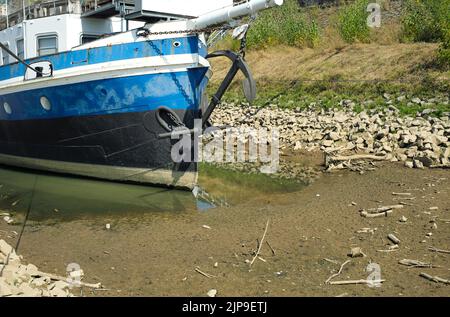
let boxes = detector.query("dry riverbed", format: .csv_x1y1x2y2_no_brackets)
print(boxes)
0,161,449,297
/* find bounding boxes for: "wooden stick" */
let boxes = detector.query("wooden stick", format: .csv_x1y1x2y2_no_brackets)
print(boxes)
392,192,412,196
430,164,450,169
366,205,404,213
195,267,216,279
360,210,393,218
329,279,385,285
428,246,450,254
325,260,351,284
31,271,102,289
419,273,450,285
250,219,270,266
266,240,276,256
398,259,436,268
388,234,401,244
330,154,386,162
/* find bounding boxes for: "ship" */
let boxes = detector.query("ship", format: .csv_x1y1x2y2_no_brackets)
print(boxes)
0,0,283,189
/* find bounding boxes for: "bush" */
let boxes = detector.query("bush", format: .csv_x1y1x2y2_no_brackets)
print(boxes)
337,0,371,43
401,0,450,43
247,0,320,49
438,28,450,67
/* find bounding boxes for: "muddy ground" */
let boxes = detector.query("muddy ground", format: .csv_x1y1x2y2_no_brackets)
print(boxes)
0,155,449,297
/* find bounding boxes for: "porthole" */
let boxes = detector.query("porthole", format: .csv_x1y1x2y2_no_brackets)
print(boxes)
3,102,11,114
173,41,181,48
40,96,51,111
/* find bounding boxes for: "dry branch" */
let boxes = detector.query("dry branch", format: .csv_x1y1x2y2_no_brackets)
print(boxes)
250,219,270,266
329,279,385,286
31,271,102,289
398,259,436,268
419,273,450,285
195,267,216,278
428,246,450,254
325,260,351,284
360,210,393,218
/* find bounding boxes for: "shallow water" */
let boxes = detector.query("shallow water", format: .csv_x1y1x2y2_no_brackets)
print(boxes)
0,163,305,223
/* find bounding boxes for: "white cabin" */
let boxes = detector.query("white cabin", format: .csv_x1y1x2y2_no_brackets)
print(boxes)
0,0,237,66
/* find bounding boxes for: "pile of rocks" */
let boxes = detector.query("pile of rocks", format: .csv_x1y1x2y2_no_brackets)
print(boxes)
0,239,74,297
210,100,450,169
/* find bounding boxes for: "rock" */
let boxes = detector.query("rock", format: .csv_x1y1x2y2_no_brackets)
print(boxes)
0,277,13,296
0,239,13,256
412,98,422,104
404,161,414,168
413,160,424,169
328,131,340,141
348,247,365,258
207,289,217,297
322,140,334,147
397,153,408,161
105,223,111,230
399,216,408,223
415,156,433,168
18,283,41,297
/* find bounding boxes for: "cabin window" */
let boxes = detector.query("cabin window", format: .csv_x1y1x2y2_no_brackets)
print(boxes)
81,35,100,45
1,43,10,65
16,39,24,59
37,35,58,56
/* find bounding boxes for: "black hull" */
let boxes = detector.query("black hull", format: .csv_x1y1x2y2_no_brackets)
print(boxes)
0,110,198,189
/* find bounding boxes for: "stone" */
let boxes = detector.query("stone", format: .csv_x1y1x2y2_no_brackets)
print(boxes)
414,160,424,169
348,247,364,258
0,240,14,256
322,140,334,147
328,131,340,141
399,216,408,223
415,156,433,168
405,161,414,168
0,277,13,297
207,289,217,297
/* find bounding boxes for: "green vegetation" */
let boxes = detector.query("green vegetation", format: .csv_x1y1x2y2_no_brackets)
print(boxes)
401,0,450,43
337,0,371,43
209,79,450,117
246,0,320,49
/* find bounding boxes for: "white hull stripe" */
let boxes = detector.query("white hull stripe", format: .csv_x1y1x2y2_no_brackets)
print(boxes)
0,54,210,95
0,153,197,189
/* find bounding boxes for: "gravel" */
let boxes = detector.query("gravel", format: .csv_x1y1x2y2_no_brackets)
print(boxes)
210,99,450,170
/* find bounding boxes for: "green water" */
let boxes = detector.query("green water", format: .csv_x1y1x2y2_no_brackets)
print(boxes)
0,163,305,222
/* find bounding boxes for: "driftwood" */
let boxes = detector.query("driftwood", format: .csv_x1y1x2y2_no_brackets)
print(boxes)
430,164,450,169
398,259,437,268
195,267,216,278
388,234,401,245
419,273,450,285
377,245,399,252
360,210,393,218
250,219,270,266
329,279,385,286
266,241,276,256
428,246,450,254
325,260,351,284
365,205,404,213
31,271,102,289
329,154,387,162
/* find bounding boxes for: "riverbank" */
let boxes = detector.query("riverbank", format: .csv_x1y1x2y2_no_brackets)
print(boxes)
0,163,449,297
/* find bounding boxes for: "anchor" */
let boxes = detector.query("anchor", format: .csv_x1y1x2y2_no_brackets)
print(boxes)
157,28,256,139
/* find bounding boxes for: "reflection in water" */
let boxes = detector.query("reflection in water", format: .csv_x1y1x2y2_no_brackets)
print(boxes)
0,165,196,222
0,163,305,222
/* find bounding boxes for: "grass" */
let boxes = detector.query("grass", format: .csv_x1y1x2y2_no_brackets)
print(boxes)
208,1,450,114
245,0,320,49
